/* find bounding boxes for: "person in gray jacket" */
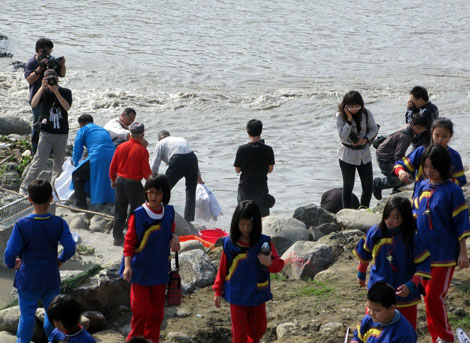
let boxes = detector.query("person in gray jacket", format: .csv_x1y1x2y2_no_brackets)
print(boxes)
336,91,378,209
373,114,427,200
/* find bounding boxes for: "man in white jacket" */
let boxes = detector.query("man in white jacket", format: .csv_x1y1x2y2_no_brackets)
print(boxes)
104,108,136,146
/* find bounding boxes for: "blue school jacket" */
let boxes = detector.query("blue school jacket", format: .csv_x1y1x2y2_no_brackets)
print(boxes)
351,311,417,343
354,225,430,307
119,204,174,285
413,179,470,266
222,234,272,306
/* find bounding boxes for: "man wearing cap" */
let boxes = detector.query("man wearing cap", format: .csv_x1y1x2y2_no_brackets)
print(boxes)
71,114,116,210
19,68,72,194
109,122,152,245
151,130,203,222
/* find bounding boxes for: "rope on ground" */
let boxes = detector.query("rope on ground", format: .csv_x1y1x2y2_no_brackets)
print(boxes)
0,186,114,221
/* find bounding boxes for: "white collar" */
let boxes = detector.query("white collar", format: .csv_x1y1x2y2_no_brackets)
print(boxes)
142,203,164,220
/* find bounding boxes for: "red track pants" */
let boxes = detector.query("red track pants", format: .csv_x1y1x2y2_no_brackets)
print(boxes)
128,283,166,343
230,303,267,343
397,304,417,330
423,266,455,343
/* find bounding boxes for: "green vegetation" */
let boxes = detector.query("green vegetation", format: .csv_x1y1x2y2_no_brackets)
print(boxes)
295,280,335,298
61,264,103,294
271,273,288,281
76,244,95,255
449,313,470,329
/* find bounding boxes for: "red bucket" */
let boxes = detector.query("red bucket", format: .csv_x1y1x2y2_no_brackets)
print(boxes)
199,228,228,243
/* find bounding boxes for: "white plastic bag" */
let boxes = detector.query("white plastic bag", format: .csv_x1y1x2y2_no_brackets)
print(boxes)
54,157,75,201
195,184,222,221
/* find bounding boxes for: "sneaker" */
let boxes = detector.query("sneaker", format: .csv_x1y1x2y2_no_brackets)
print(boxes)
113,236,124,246
373,186,382,201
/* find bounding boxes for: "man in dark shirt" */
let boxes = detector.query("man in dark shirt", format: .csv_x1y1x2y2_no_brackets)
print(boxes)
234,119,275,217
24,38,66,154
19,69,72,195
405,86,439,149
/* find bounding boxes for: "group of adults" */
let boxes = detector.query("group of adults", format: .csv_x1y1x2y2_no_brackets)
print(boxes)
21,37,277,245
335,87,439,211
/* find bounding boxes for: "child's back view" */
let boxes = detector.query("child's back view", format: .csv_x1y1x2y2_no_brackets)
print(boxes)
4,179,76,343
48,294,96,343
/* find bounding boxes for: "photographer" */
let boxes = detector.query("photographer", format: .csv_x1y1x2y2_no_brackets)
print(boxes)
24,38,66,153
19,69,72,195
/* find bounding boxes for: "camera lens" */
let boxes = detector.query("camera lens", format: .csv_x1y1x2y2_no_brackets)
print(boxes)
47,77,57,86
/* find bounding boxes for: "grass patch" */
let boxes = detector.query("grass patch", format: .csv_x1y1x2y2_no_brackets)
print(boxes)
449,314,470,329
295,280,335,298
271,273,288,281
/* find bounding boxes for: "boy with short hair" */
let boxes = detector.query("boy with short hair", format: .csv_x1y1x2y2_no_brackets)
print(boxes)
4,180,76,343
234,119,275,217
48,294,95,343
373,114,428,200
351,282,417,343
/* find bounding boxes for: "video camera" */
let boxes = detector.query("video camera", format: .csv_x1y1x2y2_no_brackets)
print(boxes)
38,48,64,72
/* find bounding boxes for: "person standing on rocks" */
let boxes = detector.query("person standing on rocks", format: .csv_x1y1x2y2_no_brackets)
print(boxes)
336,91,378,209
150,130,203,222
72,114,116,210
24,38,66,154
4,180,76,343
19,68,72,195
213,200,284,343
120,175,180,343
234,119,275,217
109,122,151,246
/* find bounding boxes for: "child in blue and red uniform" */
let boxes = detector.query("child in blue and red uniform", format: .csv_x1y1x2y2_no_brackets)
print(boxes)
351,282,417,343
4,179,76,343
213,200,284,343
394,117,466,192
48,294,95,343
353,197,431,329
413,144,469,343
120,175,180,343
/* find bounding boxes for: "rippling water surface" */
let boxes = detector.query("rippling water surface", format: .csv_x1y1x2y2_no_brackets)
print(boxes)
1,0,470,231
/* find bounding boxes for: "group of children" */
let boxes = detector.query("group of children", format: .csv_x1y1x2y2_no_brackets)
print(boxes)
352,116,470,342
4,107,470,343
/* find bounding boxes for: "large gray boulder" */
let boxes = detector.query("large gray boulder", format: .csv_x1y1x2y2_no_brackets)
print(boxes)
175,212,198,236
0,331,16,343
179,249,217,293
280,241,335,280
318,229,364,259
0,117,31,135
373,191,413,213
262,215,309,256
68,261,130,317
335,209,381,232
0,306,43,341
293,203,336,228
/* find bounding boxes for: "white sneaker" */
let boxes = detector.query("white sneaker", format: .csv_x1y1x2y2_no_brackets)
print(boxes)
437,338,454,343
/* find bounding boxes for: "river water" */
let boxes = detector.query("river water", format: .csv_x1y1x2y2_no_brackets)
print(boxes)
1,0,470,231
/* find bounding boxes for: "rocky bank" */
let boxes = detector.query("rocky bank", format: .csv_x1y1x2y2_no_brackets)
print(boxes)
0,131,470,342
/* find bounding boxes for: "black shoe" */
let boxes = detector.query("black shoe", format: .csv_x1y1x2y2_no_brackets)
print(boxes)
373,186,382,201
113,236,124,246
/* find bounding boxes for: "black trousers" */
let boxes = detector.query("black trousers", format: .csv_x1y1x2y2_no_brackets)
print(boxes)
72,161,90,209
113,177,145,239
339,159,373,209
165,152,198,222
